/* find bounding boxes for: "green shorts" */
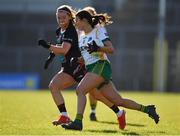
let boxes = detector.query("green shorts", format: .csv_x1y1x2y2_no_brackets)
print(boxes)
86,60,112,82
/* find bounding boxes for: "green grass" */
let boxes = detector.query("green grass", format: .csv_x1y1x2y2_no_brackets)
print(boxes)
0,90,180,135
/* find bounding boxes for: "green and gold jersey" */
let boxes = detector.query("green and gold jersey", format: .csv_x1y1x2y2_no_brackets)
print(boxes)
79,26,110,65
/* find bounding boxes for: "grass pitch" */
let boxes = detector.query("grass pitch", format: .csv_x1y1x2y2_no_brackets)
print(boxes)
0,90,180,135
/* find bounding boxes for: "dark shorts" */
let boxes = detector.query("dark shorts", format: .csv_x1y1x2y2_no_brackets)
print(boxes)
62,62,86,82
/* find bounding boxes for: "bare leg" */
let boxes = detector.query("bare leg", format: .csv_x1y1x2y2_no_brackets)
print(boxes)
49,70,76,106
88,92,98,121
63,73,126,130
89,88,113,107
99,81,159,124
89,93,97,110
100,81,141,110
49,70,76,125
76,72,104,115
63,74,159,131
89,88,125,125
89,93,97,105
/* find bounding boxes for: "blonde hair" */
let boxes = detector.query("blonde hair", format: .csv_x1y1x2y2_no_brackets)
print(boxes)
83,6,97,16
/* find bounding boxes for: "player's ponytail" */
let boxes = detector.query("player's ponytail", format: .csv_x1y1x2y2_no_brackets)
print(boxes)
76,10,112,28
92,14,112,27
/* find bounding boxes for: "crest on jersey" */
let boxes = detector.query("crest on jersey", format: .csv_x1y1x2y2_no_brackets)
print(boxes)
88,37,92,42
104,32,108,36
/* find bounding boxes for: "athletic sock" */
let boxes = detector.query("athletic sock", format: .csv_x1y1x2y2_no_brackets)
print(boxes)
116,110,123,117
61,112,68,117
74,114,83,123
90,104,97,114
57,103,68,116
139,105,149,113
110,105,123,117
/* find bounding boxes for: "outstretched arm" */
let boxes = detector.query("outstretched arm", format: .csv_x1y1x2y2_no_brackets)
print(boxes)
49,42,71,55
38,39,71,55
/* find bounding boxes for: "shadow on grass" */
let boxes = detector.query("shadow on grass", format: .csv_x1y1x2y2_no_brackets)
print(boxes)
148,130,166,134
122,131,140,135
85,129,118,133
127,123,145,127
97,120,117,125
85,129,140,135
97,120,145,127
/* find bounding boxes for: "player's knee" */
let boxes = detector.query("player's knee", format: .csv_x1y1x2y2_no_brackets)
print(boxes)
76,86,81,95
90,93,100,100
48,82,59,92
76,85,85,95
93,96,100,101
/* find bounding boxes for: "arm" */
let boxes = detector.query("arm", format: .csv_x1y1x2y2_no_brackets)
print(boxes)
38,39,71,55
87,40,114,55
98,40,114,54
95,26,114,54
49,42,71,55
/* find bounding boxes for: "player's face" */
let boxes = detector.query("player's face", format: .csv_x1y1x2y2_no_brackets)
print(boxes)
75,16,85,31
56,11,71,28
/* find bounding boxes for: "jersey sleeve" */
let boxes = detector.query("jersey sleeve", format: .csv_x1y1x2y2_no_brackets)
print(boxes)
97,26,110,42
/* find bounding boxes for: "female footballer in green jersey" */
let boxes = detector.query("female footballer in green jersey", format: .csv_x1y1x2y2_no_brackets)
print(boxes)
63,9,160,130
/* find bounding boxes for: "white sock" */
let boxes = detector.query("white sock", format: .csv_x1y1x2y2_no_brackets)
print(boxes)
116,110,123,117
61,112,68,117
91,109,96,114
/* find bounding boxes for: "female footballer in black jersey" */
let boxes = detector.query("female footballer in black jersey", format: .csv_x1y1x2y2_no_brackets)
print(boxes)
38,5,125,129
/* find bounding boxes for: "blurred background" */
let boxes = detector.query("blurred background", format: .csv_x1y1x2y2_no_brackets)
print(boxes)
0,0,179,92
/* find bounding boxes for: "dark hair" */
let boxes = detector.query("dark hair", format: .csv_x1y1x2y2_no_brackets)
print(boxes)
76,10,112,28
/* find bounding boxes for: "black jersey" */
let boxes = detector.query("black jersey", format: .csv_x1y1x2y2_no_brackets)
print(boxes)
56,22,81,64
43,21,84,78
55,22,86,82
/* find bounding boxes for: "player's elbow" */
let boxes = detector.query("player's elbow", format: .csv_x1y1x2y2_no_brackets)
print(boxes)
107,46,114,54
56,49,68,55
104,41,114,54
110,46,114,54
